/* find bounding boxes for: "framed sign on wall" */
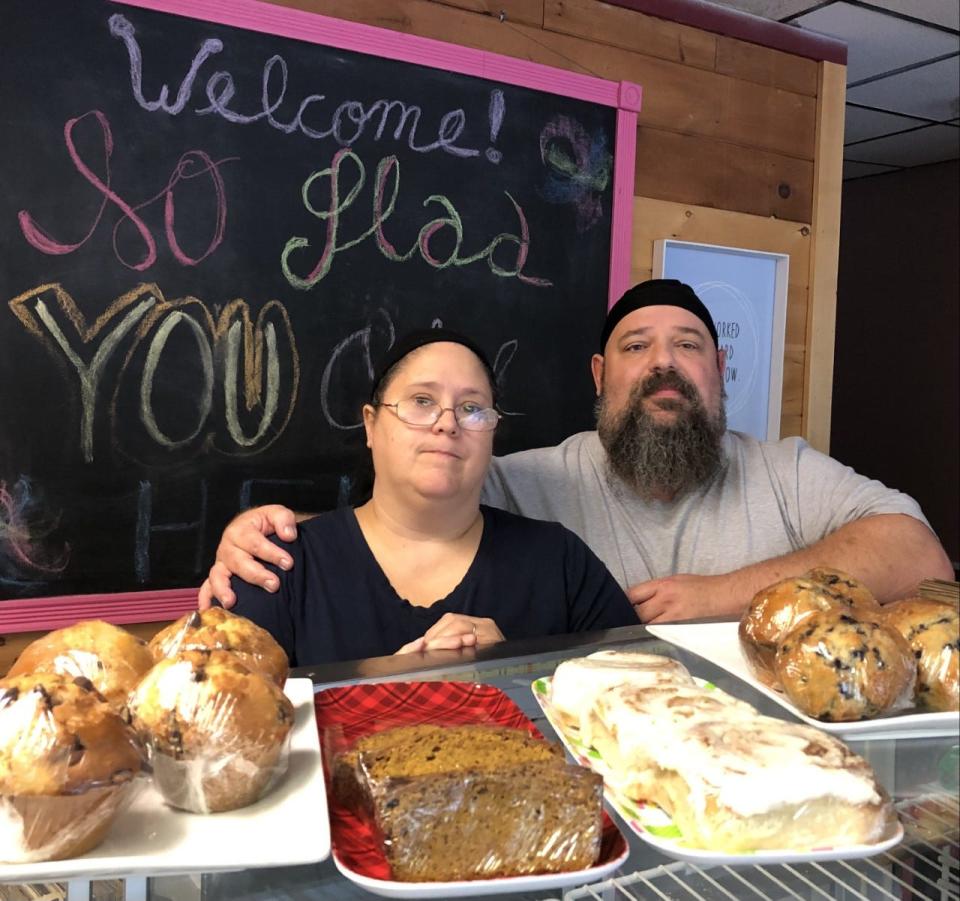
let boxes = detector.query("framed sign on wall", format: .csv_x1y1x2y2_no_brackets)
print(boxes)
653,240,789,442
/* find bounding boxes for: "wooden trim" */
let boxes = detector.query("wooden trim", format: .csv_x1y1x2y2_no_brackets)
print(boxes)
803,60,846,453
0,588,198,634
602,0,847,65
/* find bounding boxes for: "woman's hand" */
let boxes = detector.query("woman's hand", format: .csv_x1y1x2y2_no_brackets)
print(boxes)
197,505,300,609
394,613,504,655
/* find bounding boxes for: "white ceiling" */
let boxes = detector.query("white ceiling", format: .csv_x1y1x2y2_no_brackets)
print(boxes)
707,0,960,180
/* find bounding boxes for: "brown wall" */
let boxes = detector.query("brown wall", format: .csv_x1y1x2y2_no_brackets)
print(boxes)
832,161,960,568
265,0,846,443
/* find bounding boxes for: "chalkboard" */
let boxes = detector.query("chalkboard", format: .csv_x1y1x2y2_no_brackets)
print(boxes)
0,0,638,609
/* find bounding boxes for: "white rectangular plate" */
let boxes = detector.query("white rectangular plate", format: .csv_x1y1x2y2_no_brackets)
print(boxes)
647,622,959,740
532,676,904,866
0,677,329,883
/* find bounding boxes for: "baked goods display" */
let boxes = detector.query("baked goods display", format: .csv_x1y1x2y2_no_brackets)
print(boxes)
7,620,154,712
881,598,960,712
149,606,289,686
330,723,603,881
548,652,894,853
774,610,915,721
129,649,294,813
0,672,147,863
739,568,958,720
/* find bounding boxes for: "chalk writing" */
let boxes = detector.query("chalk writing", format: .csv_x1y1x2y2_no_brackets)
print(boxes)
282,148,551,289
539,115,611,232
110,13,483,159
9,284,300,462
17,110,234,270
135,478,207,582
0,477,69,584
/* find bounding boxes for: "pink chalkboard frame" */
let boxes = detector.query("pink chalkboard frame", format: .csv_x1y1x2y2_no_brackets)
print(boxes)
1,0,640,634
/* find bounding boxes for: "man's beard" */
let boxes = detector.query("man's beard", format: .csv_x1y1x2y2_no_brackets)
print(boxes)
596,369,727,501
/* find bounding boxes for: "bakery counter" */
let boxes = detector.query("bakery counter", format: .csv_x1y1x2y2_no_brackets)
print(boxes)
12,624,959,901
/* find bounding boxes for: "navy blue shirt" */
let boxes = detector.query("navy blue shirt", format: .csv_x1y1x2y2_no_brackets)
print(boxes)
230,505,636,665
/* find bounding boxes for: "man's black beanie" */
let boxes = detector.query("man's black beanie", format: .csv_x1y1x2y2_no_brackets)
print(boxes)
600,280,719,352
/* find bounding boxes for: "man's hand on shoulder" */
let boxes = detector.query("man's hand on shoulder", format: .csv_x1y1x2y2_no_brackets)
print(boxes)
197,505,300,610
627,573,743,624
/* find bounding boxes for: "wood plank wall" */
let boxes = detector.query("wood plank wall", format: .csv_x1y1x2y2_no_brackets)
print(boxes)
265,0,844,444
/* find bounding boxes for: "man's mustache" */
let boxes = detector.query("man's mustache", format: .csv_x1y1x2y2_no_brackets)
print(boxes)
639,369,699,403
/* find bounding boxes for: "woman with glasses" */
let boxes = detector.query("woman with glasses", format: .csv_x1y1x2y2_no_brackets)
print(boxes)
227,328,636,665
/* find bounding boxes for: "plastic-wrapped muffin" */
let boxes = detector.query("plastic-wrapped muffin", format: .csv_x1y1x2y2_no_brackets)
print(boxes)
0,672,147,863
739,577,844,688
804,567,879,610
129,650,294,813
775,610,916,721
881,598,959,712
149,607,288,686
7,620,154,712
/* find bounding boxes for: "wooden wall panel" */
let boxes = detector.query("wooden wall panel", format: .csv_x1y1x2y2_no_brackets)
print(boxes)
634,129,814,221
803,61,846,453
543,0,718,70
440,0,545,28
716,36,818,96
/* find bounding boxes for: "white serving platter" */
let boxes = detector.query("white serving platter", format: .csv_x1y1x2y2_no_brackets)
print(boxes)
0,677,329,883
646,621,959,740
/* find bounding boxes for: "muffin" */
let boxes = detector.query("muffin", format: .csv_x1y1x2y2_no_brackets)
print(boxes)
7,620,154,712
739,577,844,687
775,609,916,721
149,607,288,686
804,567,880,610
129,650,294,813
882,598,959,711
0,672,146,862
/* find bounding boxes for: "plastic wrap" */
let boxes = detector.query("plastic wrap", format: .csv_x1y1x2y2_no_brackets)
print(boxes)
369,760,603,881
881,598,960,712
148,607,289,687
738,577,844,688
324,722,601,881
129,650,294,813
0,672,147,863
588,680,895,852
6,619,154,712
775,609,916,721
803,567,880,609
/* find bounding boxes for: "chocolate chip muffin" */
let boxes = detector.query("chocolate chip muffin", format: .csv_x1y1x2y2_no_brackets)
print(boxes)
804,567,880,610
882,598,959,712
0,672,146,862
775,610,916,721
149,607,288,686
739,577,845,688
129,650,294,813
7,620,154,713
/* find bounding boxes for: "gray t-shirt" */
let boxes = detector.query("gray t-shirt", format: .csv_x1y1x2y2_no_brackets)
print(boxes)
482,430,929,590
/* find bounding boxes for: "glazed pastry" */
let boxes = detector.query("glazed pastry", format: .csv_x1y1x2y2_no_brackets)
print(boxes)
739,577,844,688
585,681,892,851
881,598,959,711
149,607,289,686
129,650,294,813
549,650,693,731
7,619,154,712
775,610,916,721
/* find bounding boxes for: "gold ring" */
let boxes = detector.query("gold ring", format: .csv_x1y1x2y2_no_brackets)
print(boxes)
472,624,479,639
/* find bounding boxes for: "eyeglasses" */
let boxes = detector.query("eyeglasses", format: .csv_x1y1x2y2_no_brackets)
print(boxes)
378,398,501,431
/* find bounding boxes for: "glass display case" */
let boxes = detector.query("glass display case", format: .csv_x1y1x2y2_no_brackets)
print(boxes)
5,624,958,901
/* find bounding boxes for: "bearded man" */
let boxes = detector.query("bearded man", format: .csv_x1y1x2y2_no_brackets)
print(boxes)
200,280,952,622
